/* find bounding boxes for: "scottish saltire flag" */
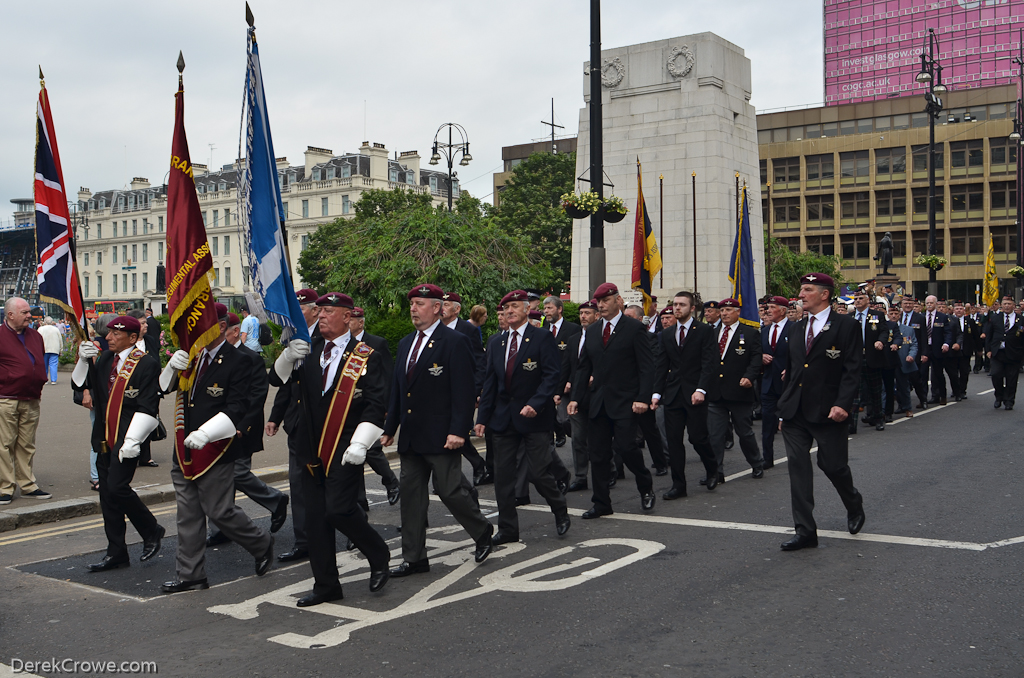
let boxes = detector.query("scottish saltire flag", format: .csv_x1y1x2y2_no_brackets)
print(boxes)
631,160,662,316
728,185,759,327
34,73,86,333
237,25,309,342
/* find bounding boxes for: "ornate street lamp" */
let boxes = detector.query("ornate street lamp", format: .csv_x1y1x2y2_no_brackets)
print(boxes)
917,28,946,297
429,123,471,211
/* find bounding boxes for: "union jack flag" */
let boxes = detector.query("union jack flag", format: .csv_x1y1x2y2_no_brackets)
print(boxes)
34,75,86,333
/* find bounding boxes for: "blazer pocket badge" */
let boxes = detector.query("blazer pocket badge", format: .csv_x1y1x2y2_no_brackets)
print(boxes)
734,346,746,355
124,388,139,399
825,347,841,359
207,384,225,397
522,359,539,371
557,342,567,351
428,364,444,377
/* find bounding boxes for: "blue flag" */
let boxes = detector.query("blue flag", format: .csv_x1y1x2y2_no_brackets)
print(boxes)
728,185,759,327
238,27,309,343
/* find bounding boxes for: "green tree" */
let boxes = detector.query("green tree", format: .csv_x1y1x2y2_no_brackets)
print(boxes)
765,234,845,299
489,151,576,291
298,188,559,352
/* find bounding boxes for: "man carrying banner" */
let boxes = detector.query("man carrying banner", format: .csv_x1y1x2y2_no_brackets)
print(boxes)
72,316,165,571
270,293,392,605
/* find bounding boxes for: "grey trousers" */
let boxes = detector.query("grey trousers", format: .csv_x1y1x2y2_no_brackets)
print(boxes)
400,452,491,563
494,430,567,536
708,399,764,474
568,409,589,481
172,460,271,581
514,439,569,498
234,455,286,513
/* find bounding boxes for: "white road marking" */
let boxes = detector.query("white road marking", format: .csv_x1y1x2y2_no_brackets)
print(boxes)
977,388,995,395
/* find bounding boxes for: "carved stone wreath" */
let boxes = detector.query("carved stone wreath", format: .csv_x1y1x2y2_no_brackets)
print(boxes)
667,45,695,78
601,57,625,88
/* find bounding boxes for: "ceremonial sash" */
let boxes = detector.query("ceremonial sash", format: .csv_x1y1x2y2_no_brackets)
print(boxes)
104,348,147,453
318,341,373,475
173,389,232,481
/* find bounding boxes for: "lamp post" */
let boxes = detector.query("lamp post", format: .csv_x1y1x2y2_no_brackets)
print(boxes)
1011,27,1024,300
916,27,946,298
428,123,471,211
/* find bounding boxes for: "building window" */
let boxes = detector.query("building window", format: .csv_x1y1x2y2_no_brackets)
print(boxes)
99,198,106,209
772,157,800,184
875,147,906,180
197,184,204,194
773,197,800,225
97,275,102,296
219,181,227,191
97,251,102,265
322,197,329,217
84,276,89,298
132,273,137,293
341,165,351,179
312,169,321,181
839,191,870,224
212,237,218,256
780,237,800,252
912,145,944,172
123,274,127,292
122,221,127,237
429,176,438,193
840,233,871,266
990,138,1019,168
142,218,148,234
912,231,945,257
131,244,137,262
97,223,101,239
84,253,90,266
202,211,207,227
406,172,414,185
143,272,148,290
839,151,870,179
213,268,220,286
112,246,117,264
991,181,1017,213
224,236,230,256
949,227,984,264
122,245,128,263
805,235,835,256
223,208,230,226
113,275,118,293
991,225,1019,258
875,190,907,218
326,167,335,180
804,194,835,228
142,243,148,262
132,219,137,235
213,210,219,227
158,242,163,262
224,267,231,287
949,184,983,218
342,195,350,214
302,200,309,218
888,231,908,261
759,160,767,186
912,187,944,218
389,168,399,182
158,216,164,232
283,202,288,219
301,234,309,251
949,140,984,169
805,154,834,181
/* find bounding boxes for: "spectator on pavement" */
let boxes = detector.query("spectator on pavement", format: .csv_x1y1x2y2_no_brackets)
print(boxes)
38,317,63,385
0,297,51,504
240,307,262,354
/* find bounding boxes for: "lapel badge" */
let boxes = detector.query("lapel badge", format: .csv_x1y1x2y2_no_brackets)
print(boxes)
734,346,746,356
522,359,538,371
558,341,567,350
825,347,841,359
427,341,434,349
353,387,363,398
124,388,139,399
428,363,444,377
821,322,831,333
207,384,225,397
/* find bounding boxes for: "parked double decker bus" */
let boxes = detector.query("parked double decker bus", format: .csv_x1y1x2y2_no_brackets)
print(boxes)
85,300,139,321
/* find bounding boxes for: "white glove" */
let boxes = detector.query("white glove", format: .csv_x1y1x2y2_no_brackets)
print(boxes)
184,411,236,449
342,422,384,465
160,350,191,392
274,340,311,382
118,412,158,459
78,341,100,360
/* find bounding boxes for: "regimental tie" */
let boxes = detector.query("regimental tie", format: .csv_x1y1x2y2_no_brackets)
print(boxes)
1006,313,1011,332
195,352,211,384
602,321,612,347
108,356,120,387
927,312,934,343
770,323,778,352
678,324,687,352
551,324,557,337
805,317,815,355
322,341,334,391
407,331,426,380
505,330,518,390
718,325,730,356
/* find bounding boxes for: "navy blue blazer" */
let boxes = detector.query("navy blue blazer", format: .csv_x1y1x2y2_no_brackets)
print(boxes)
383,323,476,455
477,322,560,434
920,311,955,358
761,319,791,398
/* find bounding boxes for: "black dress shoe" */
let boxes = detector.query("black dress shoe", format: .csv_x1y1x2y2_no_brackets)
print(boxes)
491,531,519,546
954,395,963,402
140,460,159,467
724,439,734,450
960,393,968,400
752,410,762,421
477,470,494,486
861,415,871,424
160,578,209,593
927,397,940,404
751,467,764,479
346,538,356,551
474,526,494,563
369,567,389,593
141,524,165,562
206,531,230,547
255,537,274,576
640,493,655,511
277,547,308,563
567,480,588,492
390,560,430,577
270,495,289,533
848,508,866,535
473,466,486,486
1005,402,1014,410
387,484,401,505
654,467,668,477
939,397,947,406
705,474,719,491
556,478,569,495
994,399,1003,409
885,414,894,423
555,434,567,447
608,477,617,489
555,513,571,536
516,496,531,506
88,555,130,572
581,506,613,519
917,401,927,409
698,477,707,485
662,487,687,500
780,534,818,551
875,422,885,431
297,589,344,607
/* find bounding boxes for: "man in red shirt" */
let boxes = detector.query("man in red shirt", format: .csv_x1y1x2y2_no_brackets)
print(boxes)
0,297,51,504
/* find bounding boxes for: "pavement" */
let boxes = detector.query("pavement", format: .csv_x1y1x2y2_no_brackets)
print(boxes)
0,376,1022,676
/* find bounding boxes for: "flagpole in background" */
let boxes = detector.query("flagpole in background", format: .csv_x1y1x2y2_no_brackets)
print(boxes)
728,184,759,328
659,174,664,289
631,159,662,316
691,172,697,295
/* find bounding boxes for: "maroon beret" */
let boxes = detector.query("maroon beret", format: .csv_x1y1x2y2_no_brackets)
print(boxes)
408,283,444,300
719,298,740,309
317,292,354,308
215,302,228,319
1002,295,1016,302
108,315,141,335
593,282,619,299
801,272,835,289
659,305,675,316
296,288,319,303
578,299,598,310
528,310,543,320
764,296,788,307
351,307,365,318
442,291,462,303
226,312,241,327
499,290,529,308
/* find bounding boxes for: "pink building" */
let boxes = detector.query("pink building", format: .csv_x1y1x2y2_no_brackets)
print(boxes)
825,0,1024,105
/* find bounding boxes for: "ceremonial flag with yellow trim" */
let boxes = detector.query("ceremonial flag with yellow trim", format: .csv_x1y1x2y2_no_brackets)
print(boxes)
729,184,759,327
631,159,662,315
983,236,999,306
166,71,219,391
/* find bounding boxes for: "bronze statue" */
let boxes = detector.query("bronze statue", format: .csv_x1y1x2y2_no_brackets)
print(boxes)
875,232,894,276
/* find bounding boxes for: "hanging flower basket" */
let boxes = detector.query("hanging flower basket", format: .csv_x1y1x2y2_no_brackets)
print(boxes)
1008,266,1024,279
561,190,601,219
600,195,629,223
915,254,947,271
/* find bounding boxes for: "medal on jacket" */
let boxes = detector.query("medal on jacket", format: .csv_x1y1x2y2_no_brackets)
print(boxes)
735,336,746,355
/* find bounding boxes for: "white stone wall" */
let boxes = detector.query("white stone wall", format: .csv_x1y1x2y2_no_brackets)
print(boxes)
571,32,765,305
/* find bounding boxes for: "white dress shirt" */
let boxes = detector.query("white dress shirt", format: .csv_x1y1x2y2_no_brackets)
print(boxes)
320,331,351,393
768,317,788,348
652,316,703,402
549,317,563,336
505,322,527,367
603,311,623,336
806,307,831,343
717,322,738,359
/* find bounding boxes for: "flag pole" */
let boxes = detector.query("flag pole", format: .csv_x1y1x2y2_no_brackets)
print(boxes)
659,174,664,289
691,172,697,294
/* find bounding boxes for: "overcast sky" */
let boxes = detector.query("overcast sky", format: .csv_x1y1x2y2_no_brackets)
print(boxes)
0,1,823,222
